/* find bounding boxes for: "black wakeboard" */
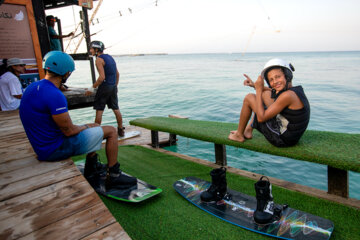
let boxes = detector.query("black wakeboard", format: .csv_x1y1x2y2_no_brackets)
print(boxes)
173,176,334,240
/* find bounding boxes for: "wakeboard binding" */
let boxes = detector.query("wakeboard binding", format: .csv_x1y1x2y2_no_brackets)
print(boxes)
254,176,287,225
200,167,230,202
84,153,107,191
106,162,137,190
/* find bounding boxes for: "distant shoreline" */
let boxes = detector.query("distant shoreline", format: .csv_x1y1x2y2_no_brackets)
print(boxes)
113,53,168,57
111,50,360,57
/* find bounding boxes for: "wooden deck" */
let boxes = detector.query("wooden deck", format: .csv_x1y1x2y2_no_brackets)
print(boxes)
0,110,169,240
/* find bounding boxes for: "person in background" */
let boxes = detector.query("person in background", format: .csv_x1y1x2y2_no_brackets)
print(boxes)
228,58,310,147
19,51,136,189
85,40,125,137
0,58,26,111
46,15,74,51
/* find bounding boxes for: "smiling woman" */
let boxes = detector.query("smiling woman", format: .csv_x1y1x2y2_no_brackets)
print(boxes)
228,58,310,147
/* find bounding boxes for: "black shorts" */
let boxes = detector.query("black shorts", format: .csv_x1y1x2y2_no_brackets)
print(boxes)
252,114,287,147
93,84,119,110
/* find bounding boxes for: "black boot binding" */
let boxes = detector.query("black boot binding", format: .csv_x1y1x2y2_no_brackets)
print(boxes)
84,153,107,190
106,162,137,189
200,167,230,202
254,176,287,224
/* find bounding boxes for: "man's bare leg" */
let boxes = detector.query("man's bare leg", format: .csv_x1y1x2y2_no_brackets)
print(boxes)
113,109,123,128
95,110,104,125
113,109,124,136
101,125,118,167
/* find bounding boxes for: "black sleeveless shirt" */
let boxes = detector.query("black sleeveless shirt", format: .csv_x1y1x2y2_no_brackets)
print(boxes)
276,86,310,146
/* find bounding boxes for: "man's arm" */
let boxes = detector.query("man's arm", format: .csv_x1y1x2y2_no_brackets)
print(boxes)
116,69,119,85
52,111,97,137
93,57,106,88
50,32,74,39
13,94,22,99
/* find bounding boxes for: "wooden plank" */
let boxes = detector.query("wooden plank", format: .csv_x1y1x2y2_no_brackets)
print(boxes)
81,223,131,240
0,156,36,174
0,149,35,163
18,202,117,240
0,159,73,186
0,175,85,217
146,145,360,209
0,110,19,119
0,163,80,201
328,166,349,198
0,143,34,158
0,132,28,144
0,179,101,239
0,126,25,138
117,126,169,146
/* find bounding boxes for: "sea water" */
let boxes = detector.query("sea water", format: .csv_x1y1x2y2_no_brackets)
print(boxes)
68,51,360,199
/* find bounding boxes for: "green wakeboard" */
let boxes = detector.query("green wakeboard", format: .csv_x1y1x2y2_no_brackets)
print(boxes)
76,159,162,202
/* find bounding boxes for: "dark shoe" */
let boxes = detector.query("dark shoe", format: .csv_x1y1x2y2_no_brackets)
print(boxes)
118,127,125,137
254,176,276,224
84,153,106,191
200,167,228,202
106,162,137,189
84,153,106,178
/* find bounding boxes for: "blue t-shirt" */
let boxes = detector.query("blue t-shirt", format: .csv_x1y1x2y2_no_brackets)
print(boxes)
19,79,68,160
98,54,117,85
48,26,62,51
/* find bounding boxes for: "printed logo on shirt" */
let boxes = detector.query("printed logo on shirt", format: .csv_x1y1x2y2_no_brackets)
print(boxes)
56,107,67,111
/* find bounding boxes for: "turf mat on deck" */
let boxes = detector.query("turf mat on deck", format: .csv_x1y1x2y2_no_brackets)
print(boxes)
73,145,360,240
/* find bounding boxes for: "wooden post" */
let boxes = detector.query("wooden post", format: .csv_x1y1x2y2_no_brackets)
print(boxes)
82,7,96,84
327,166,349,198
56,18,64,51
169,133,177,145
151,130,159,148
214,144,227,166
167,115,189,146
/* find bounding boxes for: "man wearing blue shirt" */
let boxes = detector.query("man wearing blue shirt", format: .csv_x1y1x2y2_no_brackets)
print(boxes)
20,51,136,189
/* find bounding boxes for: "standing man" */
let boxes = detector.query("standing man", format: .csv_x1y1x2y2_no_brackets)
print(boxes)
46,15,74,51
0,58,26,111
86,40,125,137
19,51,136,189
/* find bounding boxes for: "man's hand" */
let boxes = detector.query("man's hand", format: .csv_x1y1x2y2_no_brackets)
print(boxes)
254,75,264,91
85,123,100,128
243,74,254,88
85,87,94,96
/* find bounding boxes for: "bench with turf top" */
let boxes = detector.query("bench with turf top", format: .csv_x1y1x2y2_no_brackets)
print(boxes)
130,116,360,199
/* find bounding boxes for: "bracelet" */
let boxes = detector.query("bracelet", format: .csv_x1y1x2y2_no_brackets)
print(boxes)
84,124,89,129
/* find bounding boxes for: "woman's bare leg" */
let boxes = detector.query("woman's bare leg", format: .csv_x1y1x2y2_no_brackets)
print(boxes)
228,93,256,142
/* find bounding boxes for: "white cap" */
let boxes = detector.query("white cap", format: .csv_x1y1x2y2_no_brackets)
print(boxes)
7,58,25,67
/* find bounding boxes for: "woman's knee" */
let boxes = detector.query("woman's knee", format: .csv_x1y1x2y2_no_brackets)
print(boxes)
244,93,256,104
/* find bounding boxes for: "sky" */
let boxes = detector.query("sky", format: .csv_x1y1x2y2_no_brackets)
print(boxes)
47,0,360,55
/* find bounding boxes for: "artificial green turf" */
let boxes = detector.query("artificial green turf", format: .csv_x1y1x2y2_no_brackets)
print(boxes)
73,145,360,240
130,116,360,173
